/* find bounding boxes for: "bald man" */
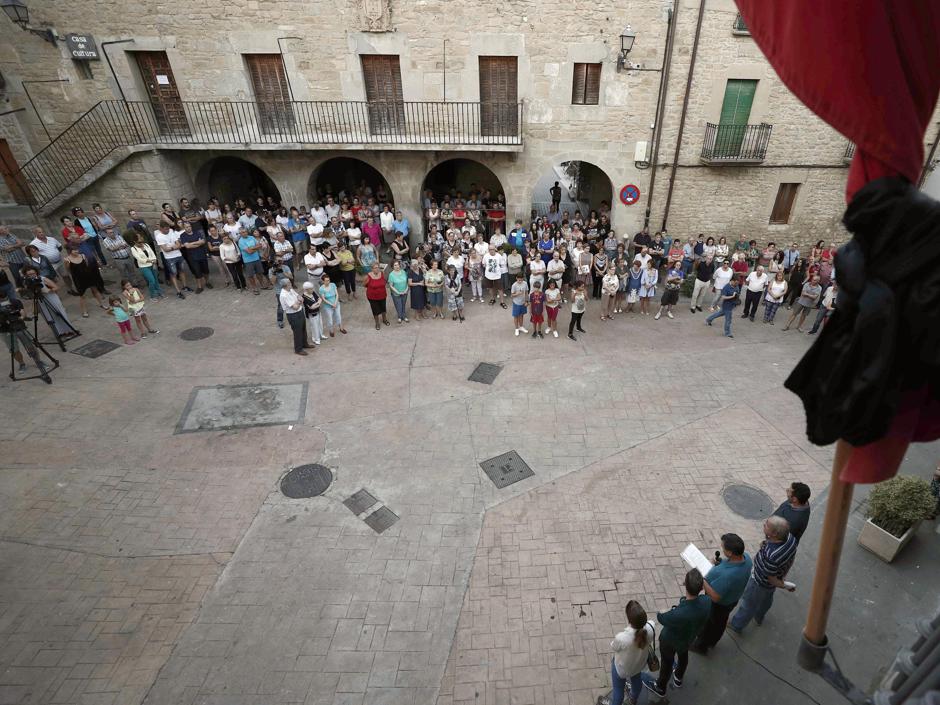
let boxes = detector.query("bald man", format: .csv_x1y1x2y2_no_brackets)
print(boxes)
728,515,798,634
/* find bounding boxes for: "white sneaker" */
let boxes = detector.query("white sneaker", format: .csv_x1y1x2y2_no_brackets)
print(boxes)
519,327,528,333
514,329,520,336
654,312,662,320
667,311,674,319
553,330,558,338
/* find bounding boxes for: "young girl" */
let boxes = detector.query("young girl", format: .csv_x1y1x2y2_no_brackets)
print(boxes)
639,259,658,316
120,280,158,339
108,296,139,345
529,280,545,338
544,280,561,337
626,260,643,313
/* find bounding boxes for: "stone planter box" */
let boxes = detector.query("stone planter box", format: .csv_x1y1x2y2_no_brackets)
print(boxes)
857,518,920,563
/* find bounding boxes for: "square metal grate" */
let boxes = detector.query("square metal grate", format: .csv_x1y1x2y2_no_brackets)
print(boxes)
70,339,121,359
479,451,535,489
468,362,502,385
343,489,379,516
364,506,399,534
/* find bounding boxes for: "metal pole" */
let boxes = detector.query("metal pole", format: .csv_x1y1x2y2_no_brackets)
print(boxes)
101,38,135,103
21,79,69,143
277,37,302,103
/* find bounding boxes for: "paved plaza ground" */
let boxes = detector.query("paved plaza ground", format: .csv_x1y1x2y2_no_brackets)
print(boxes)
0,278,937,705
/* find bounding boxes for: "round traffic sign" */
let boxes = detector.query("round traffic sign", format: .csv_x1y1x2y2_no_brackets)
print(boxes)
620,184,641,206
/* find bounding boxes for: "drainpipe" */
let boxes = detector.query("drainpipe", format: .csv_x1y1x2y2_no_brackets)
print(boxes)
276,37,302,102
643,0,679,229
661,0,705,230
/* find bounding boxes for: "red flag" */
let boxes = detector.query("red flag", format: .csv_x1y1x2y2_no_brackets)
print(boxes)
735,0,940,482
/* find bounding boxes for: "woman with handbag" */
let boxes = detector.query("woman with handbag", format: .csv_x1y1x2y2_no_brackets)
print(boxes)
606,600,656,705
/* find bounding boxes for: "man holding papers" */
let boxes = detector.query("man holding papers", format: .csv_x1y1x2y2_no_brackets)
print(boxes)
691,533,752,653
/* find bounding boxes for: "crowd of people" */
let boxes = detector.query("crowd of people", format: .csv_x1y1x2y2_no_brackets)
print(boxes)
602,483,811,705
0,178,838,361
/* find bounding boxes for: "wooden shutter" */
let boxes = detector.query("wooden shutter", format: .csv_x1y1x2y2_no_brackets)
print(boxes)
572,63,587,104
479,56,518,136
719,79,757,125
361,55,405,134
134,51,190,136
245,54,294,134
769,183,800,224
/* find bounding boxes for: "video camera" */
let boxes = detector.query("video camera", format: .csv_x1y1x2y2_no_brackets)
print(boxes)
0,296,25,333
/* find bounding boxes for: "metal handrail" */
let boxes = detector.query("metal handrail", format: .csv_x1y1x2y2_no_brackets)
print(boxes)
15,99,525,209
700,122,772,162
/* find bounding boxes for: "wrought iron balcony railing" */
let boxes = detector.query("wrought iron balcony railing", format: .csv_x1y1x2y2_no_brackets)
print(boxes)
844,142,856,163
13,99,525,209
700,122,772,164
732,13,750,35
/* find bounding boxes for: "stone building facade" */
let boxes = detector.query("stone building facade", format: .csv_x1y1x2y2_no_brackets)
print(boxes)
0,0,935,248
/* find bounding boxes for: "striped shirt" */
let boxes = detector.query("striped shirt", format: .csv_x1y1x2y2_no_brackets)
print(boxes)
103,235,132,259
753,534,798,588
0,233,26,265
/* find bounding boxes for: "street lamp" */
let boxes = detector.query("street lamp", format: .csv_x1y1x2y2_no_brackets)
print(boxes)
616,26,637,72
1,0,57,44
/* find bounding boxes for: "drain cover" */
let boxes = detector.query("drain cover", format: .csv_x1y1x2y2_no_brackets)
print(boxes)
480,451,535,489
468,362,502,385
280,464,332,498
343,489,379,516
364,506,399,533
179,326,214,341
722,483,775,520
70,339,121,358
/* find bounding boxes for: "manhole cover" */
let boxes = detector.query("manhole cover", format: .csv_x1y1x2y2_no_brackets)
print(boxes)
364,506,399,534
343,489,379,516
480,450,535,489
722,483,775,520
179,326,214,341
468,362,502,385
280,464,332,499
70,339,121,358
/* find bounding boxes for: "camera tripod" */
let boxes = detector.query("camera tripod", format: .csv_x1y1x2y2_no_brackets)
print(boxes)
6,318,57,384
29,290,80,351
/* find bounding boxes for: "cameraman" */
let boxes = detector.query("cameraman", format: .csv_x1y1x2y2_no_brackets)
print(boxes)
21,264,76,339
0,287,28,372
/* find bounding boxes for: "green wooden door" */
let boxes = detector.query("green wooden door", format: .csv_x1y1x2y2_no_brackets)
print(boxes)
716,79,757,156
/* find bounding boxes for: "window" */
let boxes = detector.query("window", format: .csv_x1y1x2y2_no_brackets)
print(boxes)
361,54,405,135
479,56,518,136
73,60,93,80
244,54,293,134
770,183,800,224
571,63,601,105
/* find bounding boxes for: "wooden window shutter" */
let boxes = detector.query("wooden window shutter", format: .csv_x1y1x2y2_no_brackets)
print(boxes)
361,55,405,134
479,56,518,136
770,183,800,224
585,64,601,105
572,64,587,104
245,54,290,103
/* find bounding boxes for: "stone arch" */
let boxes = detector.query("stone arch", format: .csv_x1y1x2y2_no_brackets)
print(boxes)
307,156,395,206
419,157,508,208
528,157,615,223
192,154,282,207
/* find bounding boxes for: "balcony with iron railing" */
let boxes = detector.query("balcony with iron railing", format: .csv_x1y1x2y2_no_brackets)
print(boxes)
732,13,750,35
700,122,772,165
844,142,856,163
13,99,524,209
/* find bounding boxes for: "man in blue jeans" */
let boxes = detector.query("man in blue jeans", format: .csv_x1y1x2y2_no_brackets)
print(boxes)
729,516,798,634
705,278,740,338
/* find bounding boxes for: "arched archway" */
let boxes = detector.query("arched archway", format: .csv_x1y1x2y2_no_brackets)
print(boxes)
196,156,281,207
308,157,394,206
420,158,505,206
531,160,613,222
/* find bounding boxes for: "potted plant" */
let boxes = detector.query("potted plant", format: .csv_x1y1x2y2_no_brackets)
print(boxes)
857,475,935,562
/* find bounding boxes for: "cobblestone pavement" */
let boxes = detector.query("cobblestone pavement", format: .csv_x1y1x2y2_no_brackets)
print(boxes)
0,281,839,705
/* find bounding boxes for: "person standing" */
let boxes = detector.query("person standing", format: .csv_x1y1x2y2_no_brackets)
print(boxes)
741,265,769,321
445,264,465,322
179,223,211,293
807,283,837,335
639,259,658,316
689,255,714,313
219,234,246,291
301,281,323,347
424,259,445,319
709,260,734,311
729,516,798,634
643,569,710,700
510,272,529,336
691,534,752,654
238,229,266,295
0,225,27,288
279,279,309,356
549,181,562,209
101,228,140,287
782,274,822,332
365,262,390,329
568,281,587,340
408,259,428,319
319,273,348,336
607,601,655,705
654,264,683,320
782,242,800,273
388,260,409,324
772,483,812,543
482,245,505,307
704,275,740,338
155,223,189,299
762,271,788,324
131,235,163,299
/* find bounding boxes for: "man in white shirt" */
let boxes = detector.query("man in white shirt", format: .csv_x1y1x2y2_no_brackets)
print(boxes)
238,208,259,234
311,203,328,227
28,227,69,287
303,245,327,290
222,216,241,241
710,261,734,311
307,220,325,247
489,229,507,249
324,196,340,220
633,246,652,270
482,245,506,307
154,224,189,298
278,279,309,355
346,223,362,249
742,265,769,321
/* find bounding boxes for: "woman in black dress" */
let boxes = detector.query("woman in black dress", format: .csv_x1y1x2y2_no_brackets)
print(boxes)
65,245,107,317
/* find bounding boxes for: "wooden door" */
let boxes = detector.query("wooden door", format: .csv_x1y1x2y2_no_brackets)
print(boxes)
716,78,757,157
134,51,190,137
245,54,294,135
361,55,405,135
0,140,32,205
479,56,518,137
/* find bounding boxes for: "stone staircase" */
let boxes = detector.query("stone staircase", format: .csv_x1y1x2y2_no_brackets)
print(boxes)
0,203,40,236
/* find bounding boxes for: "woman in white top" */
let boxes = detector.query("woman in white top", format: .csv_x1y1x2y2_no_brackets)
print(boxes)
130,235,164,299
703,236,717,261
639,259,659,316
714,236,729,263
610,600,654,705
528,254,546,292
379,205,395,244
762,270,789,324
219,234,247,291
